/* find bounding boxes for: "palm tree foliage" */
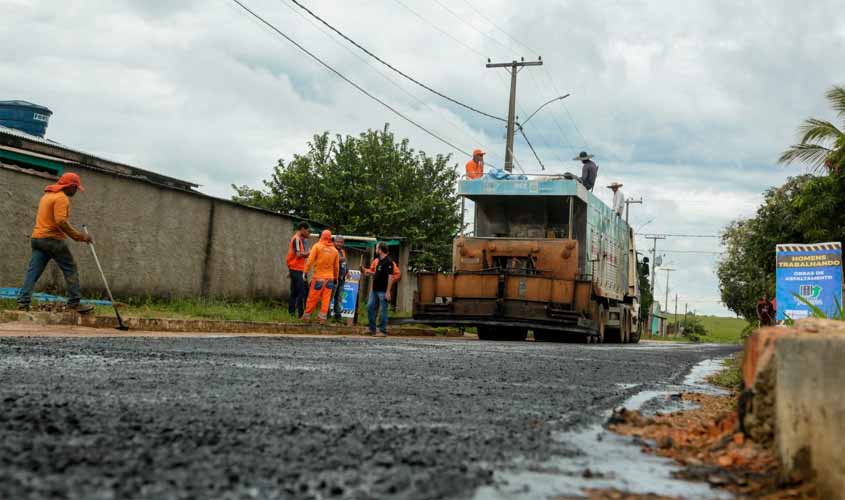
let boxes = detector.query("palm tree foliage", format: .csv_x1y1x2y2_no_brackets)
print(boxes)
779,85,845,173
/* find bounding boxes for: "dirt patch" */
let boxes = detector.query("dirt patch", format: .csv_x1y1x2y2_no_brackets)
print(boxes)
608,393,817,499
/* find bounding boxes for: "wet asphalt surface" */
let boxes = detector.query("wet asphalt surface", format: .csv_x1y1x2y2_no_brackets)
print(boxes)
0,335,738,500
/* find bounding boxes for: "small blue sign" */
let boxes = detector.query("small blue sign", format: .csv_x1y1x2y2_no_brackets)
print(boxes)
776,242,843,321
330,270,361,319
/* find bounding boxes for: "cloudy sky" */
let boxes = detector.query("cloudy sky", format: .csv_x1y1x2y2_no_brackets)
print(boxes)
2,0,844,315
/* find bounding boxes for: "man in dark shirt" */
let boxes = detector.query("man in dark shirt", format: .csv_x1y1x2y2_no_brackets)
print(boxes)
364,242,398,337
757,294,775,327
574,151,598,191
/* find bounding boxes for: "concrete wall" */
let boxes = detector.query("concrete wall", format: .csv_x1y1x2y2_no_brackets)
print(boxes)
0,164,293,301
775,332,845,499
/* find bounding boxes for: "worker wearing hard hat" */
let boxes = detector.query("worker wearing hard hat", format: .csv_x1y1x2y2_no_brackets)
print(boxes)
465,149,485,180
302,229,340,325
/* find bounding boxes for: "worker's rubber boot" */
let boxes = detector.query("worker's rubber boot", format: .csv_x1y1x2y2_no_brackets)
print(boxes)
68,303,95,315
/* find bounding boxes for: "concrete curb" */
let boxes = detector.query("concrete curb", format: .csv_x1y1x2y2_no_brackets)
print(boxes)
739,319,845,499
0,310,463,338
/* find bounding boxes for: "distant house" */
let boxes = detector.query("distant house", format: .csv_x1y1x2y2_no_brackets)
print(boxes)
650,301,667,336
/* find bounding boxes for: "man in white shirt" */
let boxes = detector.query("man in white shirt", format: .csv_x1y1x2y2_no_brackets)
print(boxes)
607,182,625,217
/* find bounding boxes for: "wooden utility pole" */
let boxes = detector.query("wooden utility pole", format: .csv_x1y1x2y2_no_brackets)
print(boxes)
624,197,642,225
644,235,666,295
486,58,543,172
674,292,679,336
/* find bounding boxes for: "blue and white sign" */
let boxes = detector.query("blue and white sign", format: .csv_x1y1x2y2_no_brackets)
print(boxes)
776,242,843,321
330,270,361,320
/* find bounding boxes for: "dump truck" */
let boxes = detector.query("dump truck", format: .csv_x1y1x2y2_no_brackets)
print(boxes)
411,174,645,343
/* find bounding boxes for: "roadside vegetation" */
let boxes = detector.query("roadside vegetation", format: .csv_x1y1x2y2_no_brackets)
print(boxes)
1,297,413,324
717,85,845,330
707,353,743,391
653,314,746,344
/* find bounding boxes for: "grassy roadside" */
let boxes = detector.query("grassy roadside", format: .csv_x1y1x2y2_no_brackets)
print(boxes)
650,314,747,344
706,353,743,391
1,297,412,325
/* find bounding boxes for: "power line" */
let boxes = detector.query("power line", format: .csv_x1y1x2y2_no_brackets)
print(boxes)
459,0,539,56
429,0,514,55
288,0,506,123
659,250,723,255
390,0,486,58
229,0,473,160
277,0,497,165
639,233,721,238
518,127,545,170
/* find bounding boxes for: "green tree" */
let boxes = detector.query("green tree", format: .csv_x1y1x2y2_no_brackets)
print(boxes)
232,125,461,271
779,85,845,173
679,313,707,342
717,174,845,322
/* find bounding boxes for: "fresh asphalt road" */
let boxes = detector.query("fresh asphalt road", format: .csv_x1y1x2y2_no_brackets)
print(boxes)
0,334,739,499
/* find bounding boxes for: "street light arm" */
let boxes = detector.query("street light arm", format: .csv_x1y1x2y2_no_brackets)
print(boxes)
519,93,570,128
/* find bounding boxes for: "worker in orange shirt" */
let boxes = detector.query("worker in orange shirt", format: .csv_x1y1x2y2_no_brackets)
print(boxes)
286,222,311,317
16,172,94,313
302,229,340,324
465,149,485,180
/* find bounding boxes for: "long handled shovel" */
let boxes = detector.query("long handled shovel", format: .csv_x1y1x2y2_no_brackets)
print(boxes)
82,225,129,331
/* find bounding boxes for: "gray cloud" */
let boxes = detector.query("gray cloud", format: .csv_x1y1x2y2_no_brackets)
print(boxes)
2,0,842,315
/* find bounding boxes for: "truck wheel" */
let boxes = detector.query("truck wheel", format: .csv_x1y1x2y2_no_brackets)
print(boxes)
506,328,528,341
629,321,641,344
594,305,607,344
477,326,495,341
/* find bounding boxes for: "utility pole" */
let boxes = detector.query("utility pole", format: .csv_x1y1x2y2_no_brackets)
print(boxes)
644,235,666,295
486,58,543,172
662,267,675,316
674,292,679,336
624,197,642,225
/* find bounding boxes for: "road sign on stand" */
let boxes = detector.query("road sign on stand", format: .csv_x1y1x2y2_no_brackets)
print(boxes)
330,270,361,325
776,242,843,321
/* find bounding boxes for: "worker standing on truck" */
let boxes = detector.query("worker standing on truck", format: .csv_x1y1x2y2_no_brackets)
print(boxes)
607,182,625,217
574,151,598,191
364,242,400,337
286,222,311,318
331,235,349,322
465,149,485,180
16,172,94,314
302,229,339,324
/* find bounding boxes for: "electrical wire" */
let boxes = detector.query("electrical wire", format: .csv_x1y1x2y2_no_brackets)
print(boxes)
228,0,474,161
430,0,514,55
518,127,545,170
638,233,721,238
459,0,539,56
389,0,486,58
288,0,506,123
276,0,498,165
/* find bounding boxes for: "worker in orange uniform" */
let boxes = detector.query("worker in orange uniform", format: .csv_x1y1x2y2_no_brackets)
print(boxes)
465,149,485,180
286,222,311,318
16,172,94,313
302,229,340,324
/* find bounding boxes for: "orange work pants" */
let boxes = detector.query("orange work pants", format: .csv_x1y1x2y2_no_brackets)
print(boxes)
303,279,333,321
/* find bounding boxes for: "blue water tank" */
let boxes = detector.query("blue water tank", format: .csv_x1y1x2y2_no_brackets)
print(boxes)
0,100,53,137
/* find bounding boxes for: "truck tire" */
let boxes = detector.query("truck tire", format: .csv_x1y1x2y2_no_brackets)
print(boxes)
477,326,496,341
477,326,527,341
